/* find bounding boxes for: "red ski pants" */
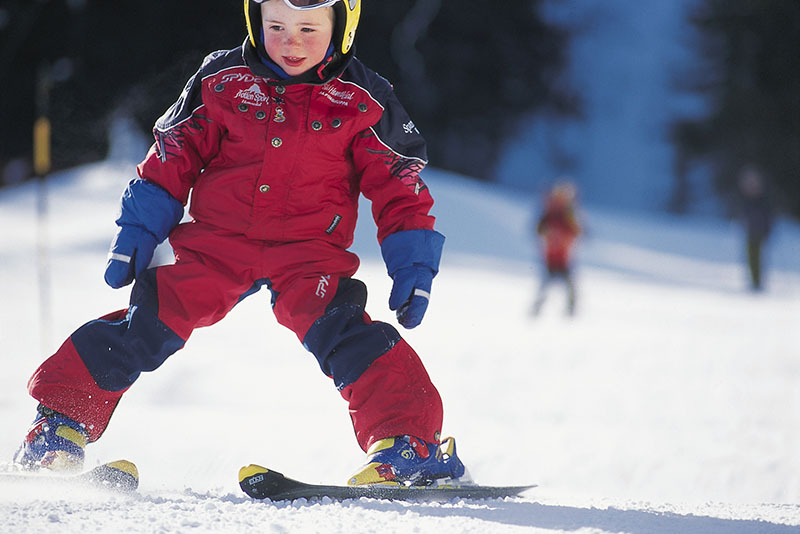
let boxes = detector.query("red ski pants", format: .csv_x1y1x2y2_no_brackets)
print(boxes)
28,222,443,449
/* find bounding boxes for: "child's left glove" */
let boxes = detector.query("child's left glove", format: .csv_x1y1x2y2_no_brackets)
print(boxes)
105,226,159,289
104,178,183,289
381,229,445,329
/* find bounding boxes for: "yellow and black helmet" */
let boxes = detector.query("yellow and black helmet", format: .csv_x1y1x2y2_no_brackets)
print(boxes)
245,0,361,56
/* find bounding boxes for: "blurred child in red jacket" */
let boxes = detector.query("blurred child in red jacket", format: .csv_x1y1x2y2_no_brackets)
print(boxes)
532,181,582,316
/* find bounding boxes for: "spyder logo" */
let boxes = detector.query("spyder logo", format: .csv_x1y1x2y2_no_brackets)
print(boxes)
316,275,331,298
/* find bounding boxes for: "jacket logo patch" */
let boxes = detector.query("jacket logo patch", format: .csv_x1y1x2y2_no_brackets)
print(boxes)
221,73,260,84
316,275,331,298
236,84,269,106
320,84,356,107
403,120,419,135
325,214,342,234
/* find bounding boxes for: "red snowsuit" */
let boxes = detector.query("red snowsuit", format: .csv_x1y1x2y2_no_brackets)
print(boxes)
28,42,444,451
536,197,580,273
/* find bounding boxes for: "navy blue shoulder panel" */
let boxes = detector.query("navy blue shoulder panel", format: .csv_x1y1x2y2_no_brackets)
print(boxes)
155,46,245,132
341,58,428,164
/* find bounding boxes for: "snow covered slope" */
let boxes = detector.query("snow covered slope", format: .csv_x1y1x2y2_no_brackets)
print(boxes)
0,154,798,533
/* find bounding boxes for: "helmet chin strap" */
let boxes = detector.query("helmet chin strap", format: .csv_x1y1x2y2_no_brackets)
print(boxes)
315,44,337,79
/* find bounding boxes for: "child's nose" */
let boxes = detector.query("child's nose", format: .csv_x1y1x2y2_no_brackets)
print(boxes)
284,32,301,46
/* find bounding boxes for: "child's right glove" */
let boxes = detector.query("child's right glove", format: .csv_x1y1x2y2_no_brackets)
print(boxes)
380,229,445,329
104,178,183,289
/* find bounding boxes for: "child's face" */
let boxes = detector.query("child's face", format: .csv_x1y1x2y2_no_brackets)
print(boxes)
261,0,334,77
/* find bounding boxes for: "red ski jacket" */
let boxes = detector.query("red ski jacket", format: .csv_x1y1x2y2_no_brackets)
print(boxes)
536,201,581,271
137,41,436,248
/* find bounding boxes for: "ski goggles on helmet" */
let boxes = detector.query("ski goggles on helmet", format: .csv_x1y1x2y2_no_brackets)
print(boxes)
252,0,340,9
285,0,341,8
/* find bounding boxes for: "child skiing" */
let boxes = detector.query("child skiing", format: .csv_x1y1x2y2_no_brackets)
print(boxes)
532,181,582,316
16,0,466,487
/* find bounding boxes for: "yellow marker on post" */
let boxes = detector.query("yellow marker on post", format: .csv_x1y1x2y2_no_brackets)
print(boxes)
33,116,51,176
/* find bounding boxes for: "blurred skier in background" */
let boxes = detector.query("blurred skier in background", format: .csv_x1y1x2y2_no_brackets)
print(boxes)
737,165,774,291
532,180,582,316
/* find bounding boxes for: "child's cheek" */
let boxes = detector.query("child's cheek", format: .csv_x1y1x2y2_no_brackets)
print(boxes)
263,33,278,56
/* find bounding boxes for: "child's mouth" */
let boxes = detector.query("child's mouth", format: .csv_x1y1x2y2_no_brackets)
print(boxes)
283,56,305,68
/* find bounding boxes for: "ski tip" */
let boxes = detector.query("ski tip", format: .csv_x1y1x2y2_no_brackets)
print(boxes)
105,460,139,479
239,465,291,500
89,459,139,492
511,484,537,495
239,464,274,498
238,464,270,483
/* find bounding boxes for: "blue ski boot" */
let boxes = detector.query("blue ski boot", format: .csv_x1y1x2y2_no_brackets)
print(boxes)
14,404,88,471
348,435,467,486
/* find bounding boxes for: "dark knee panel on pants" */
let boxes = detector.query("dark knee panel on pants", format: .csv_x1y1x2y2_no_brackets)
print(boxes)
72,269,185,392
302,278,401,390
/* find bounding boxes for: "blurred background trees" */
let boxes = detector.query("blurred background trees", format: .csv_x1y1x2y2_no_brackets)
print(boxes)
0,0,797,220
0,0,572,182
671,0,799,219
357,0,578,182
1,0,574,189
0,1,243,182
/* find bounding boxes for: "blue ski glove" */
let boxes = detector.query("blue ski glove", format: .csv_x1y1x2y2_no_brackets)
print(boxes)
380,229,445,329
104,178,183,289
105,226,159,289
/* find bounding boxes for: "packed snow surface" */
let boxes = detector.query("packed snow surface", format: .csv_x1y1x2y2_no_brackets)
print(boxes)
0,154,798,533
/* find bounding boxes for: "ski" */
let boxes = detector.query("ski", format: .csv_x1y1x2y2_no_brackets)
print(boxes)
238,464,534,502
0,459,139,493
